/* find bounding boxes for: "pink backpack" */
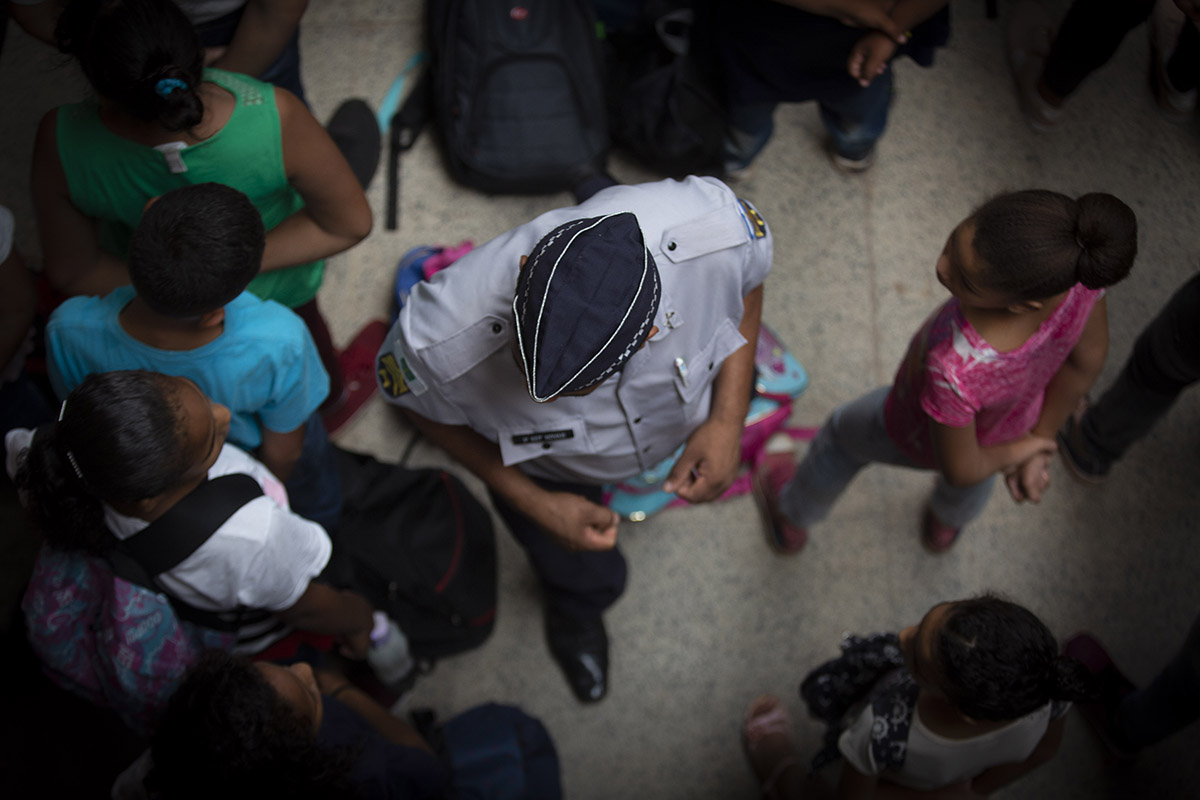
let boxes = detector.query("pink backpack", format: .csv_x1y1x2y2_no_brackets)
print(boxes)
21,475,263,733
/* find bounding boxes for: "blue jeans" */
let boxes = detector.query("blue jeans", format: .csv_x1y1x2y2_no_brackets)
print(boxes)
1115,613,1200,750
723,68,893,170
195,7,307,106
279,414,341,532
779,386,996,531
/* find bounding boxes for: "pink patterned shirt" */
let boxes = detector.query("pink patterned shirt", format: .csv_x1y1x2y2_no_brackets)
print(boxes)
884,284,1103,468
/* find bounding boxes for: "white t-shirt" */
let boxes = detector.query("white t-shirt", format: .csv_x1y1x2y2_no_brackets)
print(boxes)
6,431,331,652
839,697,1067,790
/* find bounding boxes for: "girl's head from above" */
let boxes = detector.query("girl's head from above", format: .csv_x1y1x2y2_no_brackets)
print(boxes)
16,369,230,553
899,595,1096,722
938,190,1138,312
150,651,355,800
56,0,204,132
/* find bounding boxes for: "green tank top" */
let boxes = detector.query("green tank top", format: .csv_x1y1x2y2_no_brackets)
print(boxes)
56,68,323,308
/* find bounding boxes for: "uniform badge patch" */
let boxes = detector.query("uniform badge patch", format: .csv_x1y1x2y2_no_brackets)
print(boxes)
377,352,409,397
737,198,768,239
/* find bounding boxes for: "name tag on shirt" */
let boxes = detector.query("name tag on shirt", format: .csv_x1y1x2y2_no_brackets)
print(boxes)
511,429,574,445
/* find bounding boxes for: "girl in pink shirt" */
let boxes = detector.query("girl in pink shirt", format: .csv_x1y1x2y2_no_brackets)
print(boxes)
753,190,1138,553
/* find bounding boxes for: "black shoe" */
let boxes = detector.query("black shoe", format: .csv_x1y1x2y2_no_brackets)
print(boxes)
1057,412,1111,484
545,609,608,703
327,98,382,190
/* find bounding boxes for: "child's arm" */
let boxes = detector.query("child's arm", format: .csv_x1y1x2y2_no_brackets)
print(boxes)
31,110,132,295
969,716,1067,796
847,0,947,85
258,424,306,483
1029,297,1110,442
770,0,906,41
276,581,375,658
261,89,374,273
930,419,1057,488
839,763,984,799
205,0,308,82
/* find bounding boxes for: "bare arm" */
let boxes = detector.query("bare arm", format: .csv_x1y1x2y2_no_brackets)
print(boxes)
260,88,373,273
7,0,64,46
1029,297,1109,441
402,409,619,551
276,581,374,658
209,0,308,79
314,670,434,753
769,0,905,40
663,285,762,502
31,109,131,295
257,424,306,482
970,716,1066,796
930,418,1056,488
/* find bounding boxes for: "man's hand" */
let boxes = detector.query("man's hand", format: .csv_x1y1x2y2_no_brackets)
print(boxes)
848,31,898,87
1004,451,1054,504
662,416,742,503
538,492,620,551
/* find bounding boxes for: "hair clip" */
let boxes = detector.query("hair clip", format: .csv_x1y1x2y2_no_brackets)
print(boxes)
155,78,189,97
65,450,85,483
58,399,67,421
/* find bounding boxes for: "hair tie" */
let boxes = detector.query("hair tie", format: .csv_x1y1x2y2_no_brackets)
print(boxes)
56,400,86,484
155,78,188,97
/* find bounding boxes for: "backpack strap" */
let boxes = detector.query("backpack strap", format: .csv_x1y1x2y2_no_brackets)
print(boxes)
108,474,266,633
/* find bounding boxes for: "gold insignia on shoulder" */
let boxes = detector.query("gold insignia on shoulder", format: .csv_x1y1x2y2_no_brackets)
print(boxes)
738,198,768,239
377,352,409,397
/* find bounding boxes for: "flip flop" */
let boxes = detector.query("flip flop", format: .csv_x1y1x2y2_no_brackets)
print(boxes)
742,695,799,798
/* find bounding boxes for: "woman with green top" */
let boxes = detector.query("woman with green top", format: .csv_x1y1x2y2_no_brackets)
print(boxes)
31,0,372,416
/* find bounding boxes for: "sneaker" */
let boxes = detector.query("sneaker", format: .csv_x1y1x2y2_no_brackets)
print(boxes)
1056,399,1111,483
1064,633,1141,760
322,319,389,435
1149,0,1197,122
751,453,808,554
920,505,960,553
830,147,875,174
1006,0,1063,132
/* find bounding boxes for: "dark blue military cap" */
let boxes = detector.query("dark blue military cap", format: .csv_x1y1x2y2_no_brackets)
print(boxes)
513,212,661,403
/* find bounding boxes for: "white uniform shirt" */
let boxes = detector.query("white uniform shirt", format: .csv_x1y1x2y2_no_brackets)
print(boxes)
377,176,773,484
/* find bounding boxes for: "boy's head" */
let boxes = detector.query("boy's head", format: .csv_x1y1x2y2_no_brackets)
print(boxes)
129,183,265,318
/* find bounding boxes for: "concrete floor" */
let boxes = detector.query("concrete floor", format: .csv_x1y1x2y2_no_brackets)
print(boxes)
2,1,1198,798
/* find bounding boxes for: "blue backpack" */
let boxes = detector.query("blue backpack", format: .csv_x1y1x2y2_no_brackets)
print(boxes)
414,703,562,800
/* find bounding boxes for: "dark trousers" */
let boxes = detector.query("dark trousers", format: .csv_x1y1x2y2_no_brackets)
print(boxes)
1116,613,1200,749
489,479,627,622
1080,272,1200,465
195,5,308,105
292,297,345,408
1043,0,1200,97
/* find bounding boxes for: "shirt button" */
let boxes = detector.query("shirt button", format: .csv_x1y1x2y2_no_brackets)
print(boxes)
643,446,651,453
633,417,642,424
542,442,551,450
708,362,714,370
667,242,677,251
492,323,502,334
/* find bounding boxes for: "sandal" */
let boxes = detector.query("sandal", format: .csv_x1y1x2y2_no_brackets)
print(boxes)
742,695,800,798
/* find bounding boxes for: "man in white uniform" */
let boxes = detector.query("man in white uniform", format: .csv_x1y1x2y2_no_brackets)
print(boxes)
376,177,771,702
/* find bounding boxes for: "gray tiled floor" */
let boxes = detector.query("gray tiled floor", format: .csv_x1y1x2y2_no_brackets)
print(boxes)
2,1,1198,798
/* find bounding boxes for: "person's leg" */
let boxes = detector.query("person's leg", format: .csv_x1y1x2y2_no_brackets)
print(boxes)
1040,0,1155,100
1075,272,1200,470
290,297,346,410
778,386,912,529
723,101,778,175
281,413,342,532
1113,613,1200,750
927,473,996,530
817,68,892,166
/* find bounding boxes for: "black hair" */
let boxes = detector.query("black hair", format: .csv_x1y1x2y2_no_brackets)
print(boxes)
129,183,266,317
970,190,1138,301
149,651,361,800
14,370,191,554
933,595,1097,721
55,0,205,132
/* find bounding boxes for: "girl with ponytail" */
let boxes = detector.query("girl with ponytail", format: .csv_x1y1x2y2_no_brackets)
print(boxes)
753,189,1138,553
31,0,371,412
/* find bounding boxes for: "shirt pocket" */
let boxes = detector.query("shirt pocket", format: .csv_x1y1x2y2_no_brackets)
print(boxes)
671,318,746,408
497,417,596,467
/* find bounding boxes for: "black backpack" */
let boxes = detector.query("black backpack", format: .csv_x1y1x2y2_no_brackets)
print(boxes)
605,0,727,177
428,0,609,194
329,447,497,663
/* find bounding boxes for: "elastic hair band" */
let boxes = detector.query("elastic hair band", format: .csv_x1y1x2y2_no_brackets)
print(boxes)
57,400,86,484
155,78,188,97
